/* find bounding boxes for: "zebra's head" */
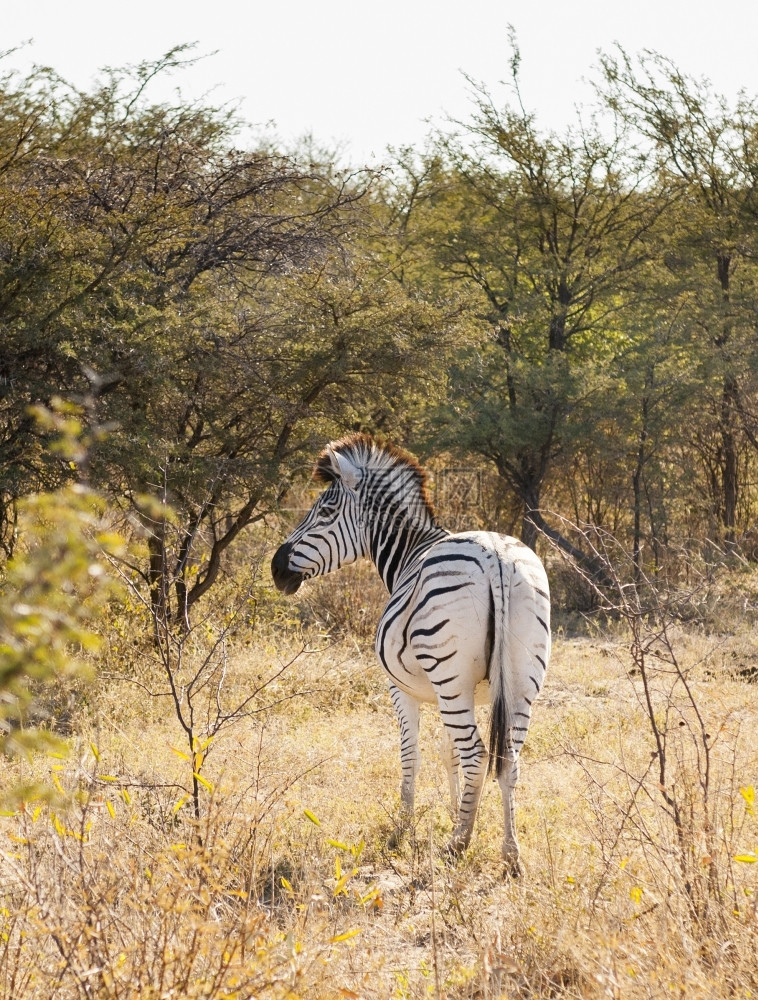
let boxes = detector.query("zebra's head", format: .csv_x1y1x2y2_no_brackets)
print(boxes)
271,442,367,594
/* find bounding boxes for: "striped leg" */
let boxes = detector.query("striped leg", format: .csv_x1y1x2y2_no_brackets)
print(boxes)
440,700,487,855
389,685,421,820
497,753,522,875
439,728,461,817
496,604,549,875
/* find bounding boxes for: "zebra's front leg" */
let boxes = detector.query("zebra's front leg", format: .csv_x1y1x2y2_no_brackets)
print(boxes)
440,702,488,856
389,685,421,832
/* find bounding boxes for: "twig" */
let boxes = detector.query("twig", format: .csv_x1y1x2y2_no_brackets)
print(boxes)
429,824,443,999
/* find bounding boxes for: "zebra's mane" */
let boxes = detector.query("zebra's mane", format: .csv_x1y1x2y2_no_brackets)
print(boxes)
314,433,437,521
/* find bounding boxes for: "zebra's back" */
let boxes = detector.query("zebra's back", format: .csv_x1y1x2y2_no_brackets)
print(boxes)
375,531,550,708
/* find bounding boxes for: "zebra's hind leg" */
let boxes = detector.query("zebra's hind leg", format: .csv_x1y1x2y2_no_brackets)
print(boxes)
389,685,421,841
439,701,488,857
496,753,523,877
439,729,460,818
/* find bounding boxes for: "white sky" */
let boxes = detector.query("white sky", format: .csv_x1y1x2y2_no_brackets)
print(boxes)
4,1,758,164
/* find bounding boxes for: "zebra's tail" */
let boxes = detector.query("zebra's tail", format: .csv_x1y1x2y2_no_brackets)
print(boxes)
487,559,513,779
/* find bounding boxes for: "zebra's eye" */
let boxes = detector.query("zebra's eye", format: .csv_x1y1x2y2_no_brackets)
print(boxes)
319,503,338,517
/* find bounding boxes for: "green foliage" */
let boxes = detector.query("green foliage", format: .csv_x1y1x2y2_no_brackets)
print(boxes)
382,41,758,567
389,54,667,555
0,55,450,622
0,403,122,763
5,41,758,599
598,48,758,540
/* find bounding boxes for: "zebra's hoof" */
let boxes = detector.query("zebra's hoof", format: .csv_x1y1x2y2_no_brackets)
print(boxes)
503,857,523,878
444,835,470,861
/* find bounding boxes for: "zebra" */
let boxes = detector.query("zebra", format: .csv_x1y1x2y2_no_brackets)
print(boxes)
271,434,550,874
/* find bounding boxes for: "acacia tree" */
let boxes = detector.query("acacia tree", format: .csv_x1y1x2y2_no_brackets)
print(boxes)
599,49,758,541
117,239,445,626
395,51,668,558
0,52,350,521
0,52,448,620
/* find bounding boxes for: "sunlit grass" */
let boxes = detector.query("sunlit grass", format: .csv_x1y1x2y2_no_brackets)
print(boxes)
1,616,756,998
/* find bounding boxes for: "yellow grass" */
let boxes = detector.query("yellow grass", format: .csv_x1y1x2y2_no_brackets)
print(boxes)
1,621,757,998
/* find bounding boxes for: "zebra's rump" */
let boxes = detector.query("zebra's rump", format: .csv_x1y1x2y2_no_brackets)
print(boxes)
374,530,548,706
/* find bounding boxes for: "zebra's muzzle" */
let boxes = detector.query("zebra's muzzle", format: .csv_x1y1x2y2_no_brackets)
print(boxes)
271,543,304,595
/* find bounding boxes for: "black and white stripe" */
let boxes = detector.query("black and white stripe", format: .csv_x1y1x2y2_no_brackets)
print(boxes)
272,434,551,874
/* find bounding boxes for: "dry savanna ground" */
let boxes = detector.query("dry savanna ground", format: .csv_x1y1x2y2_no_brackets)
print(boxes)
0,582,757,999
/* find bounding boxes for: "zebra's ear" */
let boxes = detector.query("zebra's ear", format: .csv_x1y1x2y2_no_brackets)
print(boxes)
327,446,361,489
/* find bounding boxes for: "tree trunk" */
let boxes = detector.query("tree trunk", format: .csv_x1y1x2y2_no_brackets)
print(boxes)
521,510,538,550
148,530,169,623
499,467,611,584
720,375,739,544
525,506,611,585
632,391,651,587
716,252,738,543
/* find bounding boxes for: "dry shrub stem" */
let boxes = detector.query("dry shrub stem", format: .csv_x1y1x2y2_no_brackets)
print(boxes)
543,513,747,939
106,548,319,837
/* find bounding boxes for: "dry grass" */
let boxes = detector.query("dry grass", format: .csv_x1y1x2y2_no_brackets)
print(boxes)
1,616,757,998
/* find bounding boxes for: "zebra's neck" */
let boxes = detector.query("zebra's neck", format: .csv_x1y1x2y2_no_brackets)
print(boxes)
363,484,448,592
